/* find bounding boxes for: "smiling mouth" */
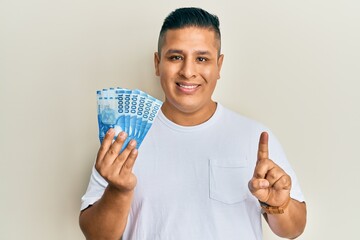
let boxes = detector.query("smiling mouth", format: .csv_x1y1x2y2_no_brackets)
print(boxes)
176,83,200,89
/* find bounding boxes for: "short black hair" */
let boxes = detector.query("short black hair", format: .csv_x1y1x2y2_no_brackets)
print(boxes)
158,7,221,55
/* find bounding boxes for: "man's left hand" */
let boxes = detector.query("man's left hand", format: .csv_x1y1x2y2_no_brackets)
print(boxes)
248,132,292,207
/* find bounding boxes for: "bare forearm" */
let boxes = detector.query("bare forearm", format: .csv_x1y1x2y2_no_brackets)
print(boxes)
265,199,307,239
79,186,133,240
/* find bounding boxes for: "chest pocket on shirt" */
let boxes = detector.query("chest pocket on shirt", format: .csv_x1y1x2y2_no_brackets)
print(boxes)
209,158,250,204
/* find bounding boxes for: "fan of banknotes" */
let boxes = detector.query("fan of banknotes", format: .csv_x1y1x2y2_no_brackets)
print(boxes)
97,88,163,151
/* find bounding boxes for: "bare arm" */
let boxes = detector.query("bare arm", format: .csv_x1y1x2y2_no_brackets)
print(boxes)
79,187,133,240
248,132,307,239
264,199,306,239
79,129,138,240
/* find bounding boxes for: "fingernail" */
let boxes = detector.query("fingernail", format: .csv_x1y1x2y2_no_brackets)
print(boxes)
119,131,127,140
107,128,114,134
129,139,136,146
132,149,138,155
260,180,269,188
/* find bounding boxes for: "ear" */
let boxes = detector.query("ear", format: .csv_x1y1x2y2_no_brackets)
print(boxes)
154,52,160,76
216,54,224,79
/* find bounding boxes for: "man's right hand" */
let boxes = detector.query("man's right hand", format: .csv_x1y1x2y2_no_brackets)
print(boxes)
95,128,138,193
80,128,138,239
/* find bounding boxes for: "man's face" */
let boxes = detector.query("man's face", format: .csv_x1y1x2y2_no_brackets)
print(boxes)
154,27,224,123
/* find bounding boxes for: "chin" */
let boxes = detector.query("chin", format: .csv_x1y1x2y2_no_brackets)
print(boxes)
175,101,207,114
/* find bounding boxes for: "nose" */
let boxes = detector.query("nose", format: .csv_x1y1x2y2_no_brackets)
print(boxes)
179,59,196,79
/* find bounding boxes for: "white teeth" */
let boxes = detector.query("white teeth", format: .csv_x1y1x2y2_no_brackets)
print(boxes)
178,84,197,89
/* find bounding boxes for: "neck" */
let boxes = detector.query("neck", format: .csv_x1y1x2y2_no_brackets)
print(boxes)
161,101,217,126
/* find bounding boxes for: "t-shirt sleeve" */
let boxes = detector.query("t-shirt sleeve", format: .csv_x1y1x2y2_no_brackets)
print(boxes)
80,165,109,211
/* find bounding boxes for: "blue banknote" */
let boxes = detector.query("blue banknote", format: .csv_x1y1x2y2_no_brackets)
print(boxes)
97,88,162,152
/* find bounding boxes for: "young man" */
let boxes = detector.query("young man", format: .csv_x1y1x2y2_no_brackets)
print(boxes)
80,7,306,240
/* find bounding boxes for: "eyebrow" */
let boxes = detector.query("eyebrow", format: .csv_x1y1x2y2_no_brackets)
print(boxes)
165,49,211,55
165,49,183,55
195,50,211,55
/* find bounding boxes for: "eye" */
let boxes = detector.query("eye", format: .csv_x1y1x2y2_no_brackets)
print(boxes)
197,57,208,62
169,55,183,61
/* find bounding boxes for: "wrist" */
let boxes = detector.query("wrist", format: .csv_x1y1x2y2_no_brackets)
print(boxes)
106,185,134,199
259,196,291,214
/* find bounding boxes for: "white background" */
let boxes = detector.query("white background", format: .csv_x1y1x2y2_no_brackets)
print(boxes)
1,0,359,239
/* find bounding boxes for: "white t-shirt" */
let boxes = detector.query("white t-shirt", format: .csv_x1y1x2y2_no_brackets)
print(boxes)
81,103,305,240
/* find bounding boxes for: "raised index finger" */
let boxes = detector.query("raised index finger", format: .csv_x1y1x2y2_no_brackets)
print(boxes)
257,131,269,161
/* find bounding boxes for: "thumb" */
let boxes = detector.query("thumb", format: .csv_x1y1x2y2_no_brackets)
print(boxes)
248,177,270,192
248,178,271,202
